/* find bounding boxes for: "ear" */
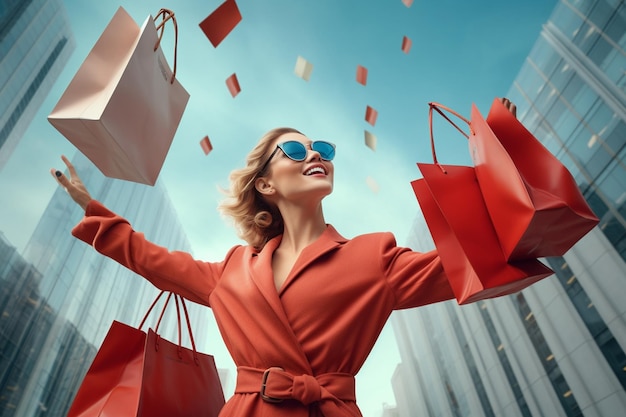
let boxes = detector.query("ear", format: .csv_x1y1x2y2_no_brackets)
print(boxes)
254,177,275,196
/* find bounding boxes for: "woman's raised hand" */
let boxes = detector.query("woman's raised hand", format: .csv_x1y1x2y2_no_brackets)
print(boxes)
50,155,93,211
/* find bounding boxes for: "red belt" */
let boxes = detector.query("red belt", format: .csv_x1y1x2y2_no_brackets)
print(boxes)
235,366,356,406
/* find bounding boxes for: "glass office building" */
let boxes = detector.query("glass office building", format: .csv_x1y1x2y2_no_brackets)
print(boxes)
0,153,215,416
0,0,75,170
391,1,625,416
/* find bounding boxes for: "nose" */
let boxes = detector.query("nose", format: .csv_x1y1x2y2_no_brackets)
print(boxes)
303,143,324,162
306,147,322,161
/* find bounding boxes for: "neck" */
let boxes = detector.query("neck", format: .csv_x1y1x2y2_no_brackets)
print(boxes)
276,201,326,254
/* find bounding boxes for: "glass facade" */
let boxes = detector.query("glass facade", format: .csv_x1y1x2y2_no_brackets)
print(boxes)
444,302,495,417
477,302,532,417
0,0,75,170
392,1,626,416
513,292,583,417
506,0,626,261
0,152,214,416
545,256,626,390
421,308,470,417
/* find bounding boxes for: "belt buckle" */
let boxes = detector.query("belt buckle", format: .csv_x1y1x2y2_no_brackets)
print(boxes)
261,367,284,403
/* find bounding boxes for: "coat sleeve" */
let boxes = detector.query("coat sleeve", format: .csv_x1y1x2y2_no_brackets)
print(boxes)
71,200,239,306
378,232,455,309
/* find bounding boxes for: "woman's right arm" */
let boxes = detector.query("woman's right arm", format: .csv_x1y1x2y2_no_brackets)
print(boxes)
51,156,235,306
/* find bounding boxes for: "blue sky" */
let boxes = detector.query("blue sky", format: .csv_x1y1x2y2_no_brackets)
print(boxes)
0,0,557,415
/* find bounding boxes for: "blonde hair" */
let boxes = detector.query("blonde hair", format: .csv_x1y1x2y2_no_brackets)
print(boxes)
219,127,302,249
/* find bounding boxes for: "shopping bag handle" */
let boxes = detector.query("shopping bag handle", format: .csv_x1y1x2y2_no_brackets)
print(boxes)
428,102,473,172
153,8,179,84
139,291,201,364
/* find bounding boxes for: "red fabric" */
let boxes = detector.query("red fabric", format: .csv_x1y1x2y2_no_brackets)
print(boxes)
236,366,357,415
72,200,454,416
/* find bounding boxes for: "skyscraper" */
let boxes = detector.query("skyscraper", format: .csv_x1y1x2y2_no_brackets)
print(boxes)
0,152,216,416
391,1,626,416
0,0,75,170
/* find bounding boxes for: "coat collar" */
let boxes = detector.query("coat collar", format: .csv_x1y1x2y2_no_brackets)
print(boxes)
243,225,348,372
253,224,348,294
281,225,347,293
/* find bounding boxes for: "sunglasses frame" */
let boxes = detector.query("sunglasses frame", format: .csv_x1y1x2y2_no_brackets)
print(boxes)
259,140,336,174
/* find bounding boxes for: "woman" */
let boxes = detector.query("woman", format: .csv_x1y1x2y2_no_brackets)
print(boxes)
50,99,515,417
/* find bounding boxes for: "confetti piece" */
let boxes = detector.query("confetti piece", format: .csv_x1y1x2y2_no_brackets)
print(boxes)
402,35,412,54
294,56,314,81
402,0,414,7
226,73,241,97
356,65,368,86
200,136,213,155
365,105,378,126
364,130,377,151
199,0,242,47
366,176,379,193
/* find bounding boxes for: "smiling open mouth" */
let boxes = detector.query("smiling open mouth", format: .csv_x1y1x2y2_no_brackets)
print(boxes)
305,166,326,175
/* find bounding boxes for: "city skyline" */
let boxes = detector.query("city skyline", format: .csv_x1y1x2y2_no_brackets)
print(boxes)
0,1,559,415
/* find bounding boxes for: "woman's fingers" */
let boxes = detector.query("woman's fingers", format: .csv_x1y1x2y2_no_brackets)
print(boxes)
50,156,92,210
53,168,70,188
61,155,77,177
500,97,517,117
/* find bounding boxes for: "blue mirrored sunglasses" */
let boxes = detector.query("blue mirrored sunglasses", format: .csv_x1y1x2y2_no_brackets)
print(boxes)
260,140,336,173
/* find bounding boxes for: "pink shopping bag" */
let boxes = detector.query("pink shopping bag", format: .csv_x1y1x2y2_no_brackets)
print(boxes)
48,7,189,185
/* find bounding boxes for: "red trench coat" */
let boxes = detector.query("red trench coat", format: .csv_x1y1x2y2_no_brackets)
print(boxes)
72,200,455,416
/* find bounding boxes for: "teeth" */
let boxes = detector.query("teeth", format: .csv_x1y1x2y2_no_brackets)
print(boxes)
305,167,325,175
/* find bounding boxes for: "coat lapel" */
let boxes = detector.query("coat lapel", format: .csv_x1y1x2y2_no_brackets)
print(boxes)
246,225,348,320
279,225,348,295
242,225,349,372
247,235,290,328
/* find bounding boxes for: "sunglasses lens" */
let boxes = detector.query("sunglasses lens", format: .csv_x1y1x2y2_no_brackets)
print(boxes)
312,141,336,161
281,141,307,161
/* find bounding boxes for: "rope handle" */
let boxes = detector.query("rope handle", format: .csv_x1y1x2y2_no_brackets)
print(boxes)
152,8,179,84
427,102,473,171
138,291,200,362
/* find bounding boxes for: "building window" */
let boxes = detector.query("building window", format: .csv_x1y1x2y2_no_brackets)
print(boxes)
445,303,495,417
513,293,583,417
0,37,68,147
546,256,626,390
477,302,533,417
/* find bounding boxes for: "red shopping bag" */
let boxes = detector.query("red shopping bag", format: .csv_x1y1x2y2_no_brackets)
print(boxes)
67,292,225,417
411,103,553,304
48,7,189,185
471,98,599,260
412,167,553,304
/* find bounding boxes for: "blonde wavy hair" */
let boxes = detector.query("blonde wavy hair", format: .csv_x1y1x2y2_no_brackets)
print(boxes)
219,127,303,249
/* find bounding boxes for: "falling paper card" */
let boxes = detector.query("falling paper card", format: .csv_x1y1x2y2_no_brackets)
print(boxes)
365,105,378,126
200,136,213,155
402,0,414,7
366,176,379,193
199,0,242,47
226,73,240,97
294,56,313,81
356,65,368,86
402,35,412,54
364,130,377,151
